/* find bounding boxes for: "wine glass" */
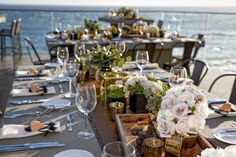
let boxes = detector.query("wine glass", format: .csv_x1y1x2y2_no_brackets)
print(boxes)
76,82,97,139
74,44,86,62
115,41,126,57
101,141,136,157
136,50,149,76
64,58,77,97
57,46,69,77
118,22,124,37
169,66,187,88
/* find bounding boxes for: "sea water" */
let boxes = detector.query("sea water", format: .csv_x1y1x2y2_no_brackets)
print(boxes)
0,6,236,73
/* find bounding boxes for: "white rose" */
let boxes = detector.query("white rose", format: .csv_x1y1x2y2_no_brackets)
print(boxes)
141,80,152,90
172,103,188,119
188,115,206,132
194,100,209,118
175,118,189,135
157,118,176,135
151,82,163,93
161,95,176,110
198,148,223,157
225,145,236,156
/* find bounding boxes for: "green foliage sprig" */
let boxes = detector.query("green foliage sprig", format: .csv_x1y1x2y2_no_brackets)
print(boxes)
89,44,121,69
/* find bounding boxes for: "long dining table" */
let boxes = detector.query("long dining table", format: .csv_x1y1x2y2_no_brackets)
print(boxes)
45,33,204,67
0,64,236,157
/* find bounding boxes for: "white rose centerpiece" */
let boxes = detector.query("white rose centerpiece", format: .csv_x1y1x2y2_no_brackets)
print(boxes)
198,145,236,157
157,85,209,136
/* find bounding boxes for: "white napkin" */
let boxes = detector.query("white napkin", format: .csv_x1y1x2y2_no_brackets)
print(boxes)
0,123,61,139
0,124,41,139
11,86,56,97
123,62,159,70
15,70,50,77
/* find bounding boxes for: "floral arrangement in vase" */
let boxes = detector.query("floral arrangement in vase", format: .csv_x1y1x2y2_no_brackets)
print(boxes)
125,75,169,113
198,145,236,157
89,44,121,70
110,7,138,19
157,85,209,136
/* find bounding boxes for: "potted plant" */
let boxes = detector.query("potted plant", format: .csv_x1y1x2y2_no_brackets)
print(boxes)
107,84,126,113
125,75,167,113
84,19,101,39
89,44,121,81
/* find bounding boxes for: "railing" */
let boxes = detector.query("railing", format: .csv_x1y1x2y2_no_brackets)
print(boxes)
0,7,235,72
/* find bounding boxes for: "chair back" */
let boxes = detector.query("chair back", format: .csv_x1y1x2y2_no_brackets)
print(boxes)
208,74,236,104
24,36,42,65
15,18,22,35
182,59,208,86
191,34,205,59
152,42,164,63
132,43,146,60
11,20,17,36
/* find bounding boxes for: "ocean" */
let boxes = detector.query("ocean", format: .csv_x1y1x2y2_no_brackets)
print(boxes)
0,6,236,73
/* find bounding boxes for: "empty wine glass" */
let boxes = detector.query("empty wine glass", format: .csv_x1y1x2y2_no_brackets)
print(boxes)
115,41,126,57
57,46,69,77
101,141,136,157
118,22,124,37
74,44,86,62
76,82,97,139
169,66,187,88
64,58,77,97
136,50,149,76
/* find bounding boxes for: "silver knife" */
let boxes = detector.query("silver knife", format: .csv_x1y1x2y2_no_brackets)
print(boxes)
0,142,65,152
15,77,46,81
9,99,49,105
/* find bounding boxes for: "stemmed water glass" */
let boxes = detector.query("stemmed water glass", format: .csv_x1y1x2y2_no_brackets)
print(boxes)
75,82,97,139
57,46,69,77
74,44,86,62
115,41,126,57
136,50,149,76
169,66,187,88
64,58,77,97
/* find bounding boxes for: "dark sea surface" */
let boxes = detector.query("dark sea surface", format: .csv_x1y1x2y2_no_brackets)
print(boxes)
0,6,236,72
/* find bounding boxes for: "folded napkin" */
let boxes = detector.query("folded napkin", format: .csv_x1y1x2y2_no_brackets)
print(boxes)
0,124,41,139
122,62,159,70
11,86,56,97
15,70,50,77
0,123,61,139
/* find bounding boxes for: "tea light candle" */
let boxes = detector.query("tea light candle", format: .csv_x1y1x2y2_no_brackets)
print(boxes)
144,137,164,157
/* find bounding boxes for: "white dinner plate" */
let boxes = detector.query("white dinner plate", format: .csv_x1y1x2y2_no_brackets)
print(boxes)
41,99,71,109
54,149,94,157
213,128,236,144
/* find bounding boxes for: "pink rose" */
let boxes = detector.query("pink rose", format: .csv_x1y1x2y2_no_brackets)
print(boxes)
172,103,188,119
157,118,175,135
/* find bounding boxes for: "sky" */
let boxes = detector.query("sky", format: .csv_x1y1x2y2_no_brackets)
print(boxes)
1,0,236,7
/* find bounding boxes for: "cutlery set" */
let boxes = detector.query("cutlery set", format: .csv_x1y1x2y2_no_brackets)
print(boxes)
0,142,65,152
9,99,49,105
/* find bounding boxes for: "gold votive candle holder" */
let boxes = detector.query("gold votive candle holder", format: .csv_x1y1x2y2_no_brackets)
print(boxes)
144,137,164,157
109,102,124,120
